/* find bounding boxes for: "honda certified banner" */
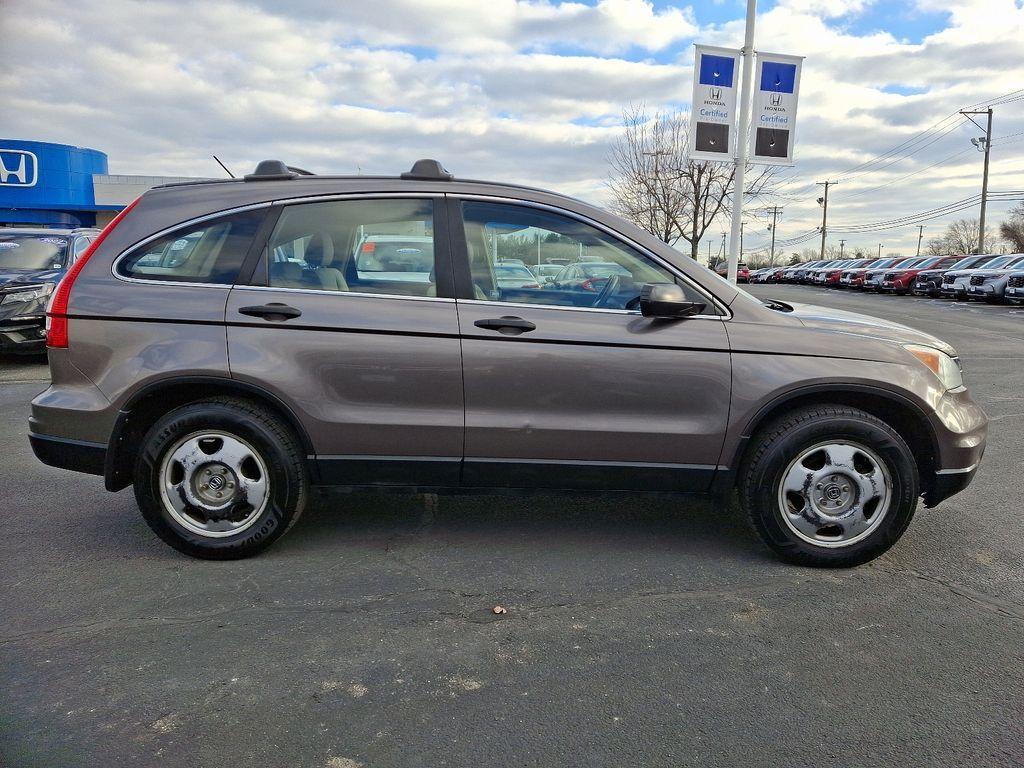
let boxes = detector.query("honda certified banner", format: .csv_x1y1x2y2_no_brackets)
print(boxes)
688,45,741,163
749,52,804,166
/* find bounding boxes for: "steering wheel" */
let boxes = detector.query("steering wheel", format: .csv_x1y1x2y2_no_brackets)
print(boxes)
592,275,621,308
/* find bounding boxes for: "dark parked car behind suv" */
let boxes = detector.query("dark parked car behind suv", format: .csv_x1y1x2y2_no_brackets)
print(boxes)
0,227,99,352
29,160,987,567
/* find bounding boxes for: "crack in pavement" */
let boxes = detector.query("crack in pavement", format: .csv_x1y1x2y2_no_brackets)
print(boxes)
4,558,1021,645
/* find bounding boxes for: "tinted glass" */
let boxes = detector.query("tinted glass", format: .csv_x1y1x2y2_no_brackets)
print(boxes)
266,199,436,297
118,209,263,284
461,201,710,311
0,234,69,269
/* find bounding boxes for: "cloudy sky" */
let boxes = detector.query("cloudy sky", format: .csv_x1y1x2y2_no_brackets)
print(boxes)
4,0,1024,256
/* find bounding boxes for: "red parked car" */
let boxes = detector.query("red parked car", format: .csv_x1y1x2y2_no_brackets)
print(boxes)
879,256,962,295
715,261,750,283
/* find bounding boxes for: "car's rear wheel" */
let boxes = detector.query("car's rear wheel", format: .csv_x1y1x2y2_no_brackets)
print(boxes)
739,405,918,567
134,398,308,559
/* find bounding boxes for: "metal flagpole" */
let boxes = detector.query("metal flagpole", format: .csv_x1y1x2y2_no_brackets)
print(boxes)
727,0,756,283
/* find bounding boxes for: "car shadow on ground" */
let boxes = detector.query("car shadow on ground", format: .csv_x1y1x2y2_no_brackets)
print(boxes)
277,488,772,564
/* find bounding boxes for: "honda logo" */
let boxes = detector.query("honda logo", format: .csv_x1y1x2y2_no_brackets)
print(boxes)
770,93,783,107
0,149,39,187
708,86,722,100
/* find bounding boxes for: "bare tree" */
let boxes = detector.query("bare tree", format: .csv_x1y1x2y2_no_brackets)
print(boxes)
607,107,777,260
999,203,1024,252
926,218,981,255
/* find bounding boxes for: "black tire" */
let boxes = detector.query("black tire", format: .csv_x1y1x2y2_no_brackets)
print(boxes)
134,397,309,559
739,405,918,567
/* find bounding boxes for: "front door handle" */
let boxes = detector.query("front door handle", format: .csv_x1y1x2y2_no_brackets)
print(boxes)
474,316,536,335
238,303,302,321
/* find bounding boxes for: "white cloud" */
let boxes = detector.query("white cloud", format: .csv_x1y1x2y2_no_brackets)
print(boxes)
1,0,1023,254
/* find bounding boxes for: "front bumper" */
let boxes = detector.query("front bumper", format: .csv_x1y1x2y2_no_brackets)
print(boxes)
1006,284,1024,301
879,280,910,292
923,386,987,506
912,278,939,295
966,283,1000,300
925,464,979,508
0,315,46,351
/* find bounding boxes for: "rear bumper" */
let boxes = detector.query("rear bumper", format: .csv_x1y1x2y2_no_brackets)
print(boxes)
28,432,106,476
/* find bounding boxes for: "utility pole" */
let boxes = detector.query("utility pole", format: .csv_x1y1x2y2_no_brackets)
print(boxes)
960,107,993,253
765,206,782,264
839,239,846,258
916,225,924,257
726,0,757,283
740,222,745,260
816,180,834,260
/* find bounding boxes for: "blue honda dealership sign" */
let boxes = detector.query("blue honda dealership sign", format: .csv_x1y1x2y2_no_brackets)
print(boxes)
0,139,111,226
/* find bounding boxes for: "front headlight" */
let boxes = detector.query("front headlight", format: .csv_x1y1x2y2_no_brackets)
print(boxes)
1,283,54,305
904,344,964,391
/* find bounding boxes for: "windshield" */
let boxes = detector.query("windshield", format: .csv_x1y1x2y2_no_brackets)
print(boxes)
948,255,987,270
984,255,1019,269
0,234,70,270
581,263,631,278
495,265,536,279
356,239,434,273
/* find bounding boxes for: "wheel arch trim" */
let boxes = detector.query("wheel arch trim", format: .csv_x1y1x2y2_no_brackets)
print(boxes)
717,383,941,491
104,375,315,491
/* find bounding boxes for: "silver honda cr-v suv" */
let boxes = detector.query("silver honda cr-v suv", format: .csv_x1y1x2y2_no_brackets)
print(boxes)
29,160,987,566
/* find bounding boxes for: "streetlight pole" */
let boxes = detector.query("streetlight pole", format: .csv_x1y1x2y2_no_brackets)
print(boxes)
878,243,884,259
765,206,782,264
839,239,845,258
960,107,993,253
726,0,757,283
816,180,834,260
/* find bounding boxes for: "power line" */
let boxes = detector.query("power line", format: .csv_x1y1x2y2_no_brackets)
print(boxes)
765,86,1024,197
828,190,1024,233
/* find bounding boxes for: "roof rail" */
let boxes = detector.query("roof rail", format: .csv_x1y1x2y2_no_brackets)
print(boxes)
400,159,453,181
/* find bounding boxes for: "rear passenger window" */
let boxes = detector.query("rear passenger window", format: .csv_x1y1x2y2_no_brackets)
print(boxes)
264,199,437,297
116,209,264,284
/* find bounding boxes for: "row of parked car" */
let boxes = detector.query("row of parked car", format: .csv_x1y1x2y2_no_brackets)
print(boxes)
748,253,1024,303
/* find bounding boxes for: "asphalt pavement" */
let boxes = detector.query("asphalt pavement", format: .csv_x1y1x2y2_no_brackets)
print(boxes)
1,286,1022,767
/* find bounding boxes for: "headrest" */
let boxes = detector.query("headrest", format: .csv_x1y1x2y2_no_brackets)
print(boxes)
306,232,334,267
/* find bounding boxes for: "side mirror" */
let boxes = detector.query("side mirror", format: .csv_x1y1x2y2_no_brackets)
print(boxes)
639,283,705,319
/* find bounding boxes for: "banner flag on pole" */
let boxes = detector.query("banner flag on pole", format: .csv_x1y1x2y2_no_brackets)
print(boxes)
688,45,742,164
749,51,804,166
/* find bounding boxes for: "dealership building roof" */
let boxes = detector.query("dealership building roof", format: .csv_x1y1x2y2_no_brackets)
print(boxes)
0,139,209,228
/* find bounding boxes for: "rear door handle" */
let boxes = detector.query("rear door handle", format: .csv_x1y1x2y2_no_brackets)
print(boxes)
474,316,536,334
238,303,302,321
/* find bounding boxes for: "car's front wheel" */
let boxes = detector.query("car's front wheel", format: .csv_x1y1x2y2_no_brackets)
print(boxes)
739,405,918,567
134,398,309,559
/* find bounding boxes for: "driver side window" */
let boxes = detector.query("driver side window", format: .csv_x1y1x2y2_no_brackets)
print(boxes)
461,201,703,310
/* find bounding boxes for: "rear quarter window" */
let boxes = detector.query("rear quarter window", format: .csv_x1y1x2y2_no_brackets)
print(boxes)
116,209,265,284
